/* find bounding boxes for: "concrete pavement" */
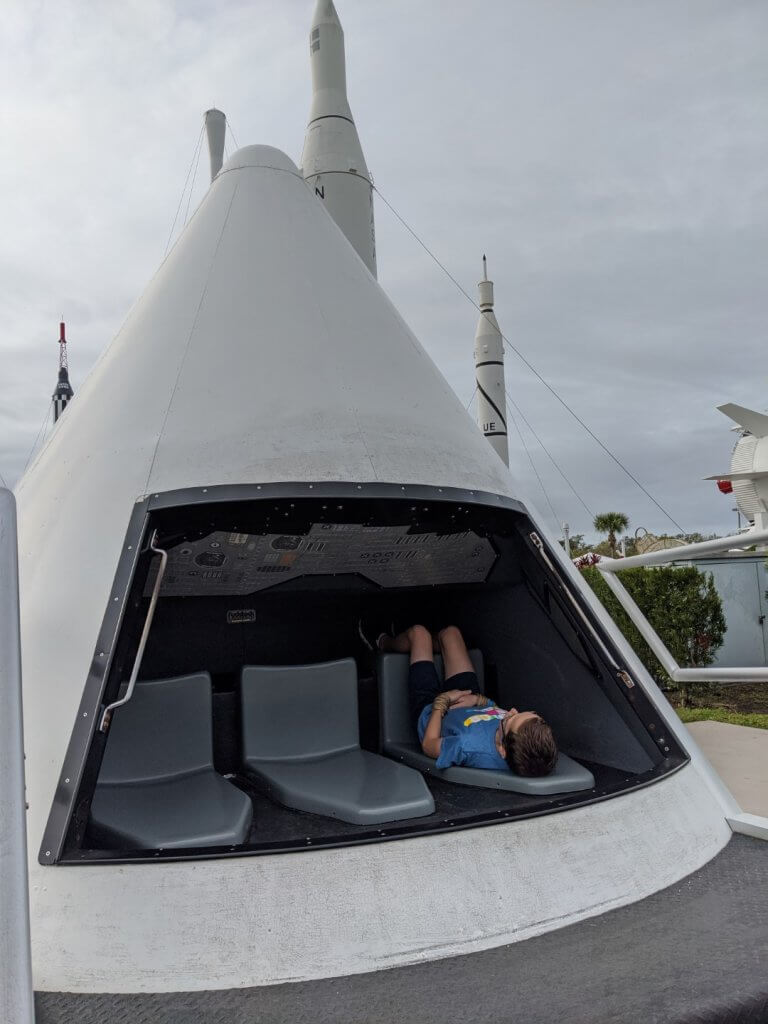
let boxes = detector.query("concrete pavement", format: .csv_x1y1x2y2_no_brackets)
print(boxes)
687,720,768,816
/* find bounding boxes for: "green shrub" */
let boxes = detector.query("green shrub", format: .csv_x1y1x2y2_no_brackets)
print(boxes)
581,564,726,706
677,708,768,729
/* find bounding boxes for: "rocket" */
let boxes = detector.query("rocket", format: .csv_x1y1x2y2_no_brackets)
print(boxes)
51,321,74,424
205,108,226,182
706,403,768,532
300,0,377,277
473,257,509,465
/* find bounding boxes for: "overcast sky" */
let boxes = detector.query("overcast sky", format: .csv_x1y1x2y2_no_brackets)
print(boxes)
1,0,766,539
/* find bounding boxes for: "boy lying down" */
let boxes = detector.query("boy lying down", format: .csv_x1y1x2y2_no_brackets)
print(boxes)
377,624,557,777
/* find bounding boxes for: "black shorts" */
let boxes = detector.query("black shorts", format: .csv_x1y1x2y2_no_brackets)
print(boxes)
408,660,480,722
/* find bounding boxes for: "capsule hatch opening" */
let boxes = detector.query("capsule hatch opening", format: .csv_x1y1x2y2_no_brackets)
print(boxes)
42,483,688,865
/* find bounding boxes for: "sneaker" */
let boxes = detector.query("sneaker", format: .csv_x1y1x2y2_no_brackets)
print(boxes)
358,619,389,652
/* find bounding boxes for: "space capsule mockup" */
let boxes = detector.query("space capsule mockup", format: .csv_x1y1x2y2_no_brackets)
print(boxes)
12,1,741,1007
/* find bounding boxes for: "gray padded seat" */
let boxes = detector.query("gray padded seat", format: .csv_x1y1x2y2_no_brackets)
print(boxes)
240,659,435,825
378,652,596,795
90,673,253,849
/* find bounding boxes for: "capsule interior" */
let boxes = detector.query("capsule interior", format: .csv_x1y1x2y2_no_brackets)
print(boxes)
44,486,687,864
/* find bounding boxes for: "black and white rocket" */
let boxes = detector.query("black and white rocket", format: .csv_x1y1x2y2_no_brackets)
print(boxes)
52,321,74,424
300,0,377,277
473,258,509,465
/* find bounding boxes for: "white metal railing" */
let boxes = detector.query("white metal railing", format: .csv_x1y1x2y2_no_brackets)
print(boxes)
597,527,768,684
0,489,35,1023
597,525,768,840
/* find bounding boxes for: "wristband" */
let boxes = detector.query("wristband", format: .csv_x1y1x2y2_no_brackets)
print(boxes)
432,694,451,716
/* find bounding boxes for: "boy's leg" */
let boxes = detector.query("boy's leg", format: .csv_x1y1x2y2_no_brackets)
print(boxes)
380,625,443,722
439,625,480,694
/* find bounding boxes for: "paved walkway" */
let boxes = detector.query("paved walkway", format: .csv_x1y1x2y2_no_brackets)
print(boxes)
687,720,768,816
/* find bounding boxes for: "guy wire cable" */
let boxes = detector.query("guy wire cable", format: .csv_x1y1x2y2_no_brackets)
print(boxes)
507,405,561,534
505,387,594,519
164,122,205,258
374,184,685,533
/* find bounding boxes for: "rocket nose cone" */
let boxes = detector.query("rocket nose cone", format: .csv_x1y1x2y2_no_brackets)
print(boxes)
311,0,341,28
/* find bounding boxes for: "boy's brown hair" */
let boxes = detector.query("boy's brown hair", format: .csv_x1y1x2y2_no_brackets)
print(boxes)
503,718,557,777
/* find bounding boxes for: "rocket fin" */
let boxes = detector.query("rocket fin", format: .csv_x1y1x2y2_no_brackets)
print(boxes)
703,471,768,481
718,403,768,438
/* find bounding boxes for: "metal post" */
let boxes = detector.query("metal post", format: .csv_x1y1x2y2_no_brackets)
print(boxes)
0,489,35,1024
562,522,571,558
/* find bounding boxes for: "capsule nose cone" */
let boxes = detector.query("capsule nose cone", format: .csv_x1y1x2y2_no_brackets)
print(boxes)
311,0,341,28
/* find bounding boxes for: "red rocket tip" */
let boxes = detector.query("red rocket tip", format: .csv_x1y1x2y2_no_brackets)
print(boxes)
59,321,66,343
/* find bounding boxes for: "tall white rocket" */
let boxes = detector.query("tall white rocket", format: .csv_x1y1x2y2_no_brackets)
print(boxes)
473,257,509,465
205,108,226,182
300,0,377,277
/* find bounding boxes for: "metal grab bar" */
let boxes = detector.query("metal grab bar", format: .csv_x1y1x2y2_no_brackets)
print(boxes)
99,530,168,732
0,489,35,1024
596,528,768,684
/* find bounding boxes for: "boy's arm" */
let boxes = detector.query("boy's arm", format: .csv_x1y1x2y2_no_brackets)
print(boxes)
420,689,470,758
421,706,444,758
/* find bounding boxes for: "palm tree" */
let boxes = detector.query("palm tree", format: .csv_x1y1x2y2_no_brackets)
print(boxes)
593,512,630,558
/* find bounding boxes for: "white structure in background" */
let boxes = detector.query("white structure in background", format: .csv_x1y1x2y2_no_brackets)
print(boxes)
205,108,226,182
473,256,509,465
300,0,376,277
707,403,768,534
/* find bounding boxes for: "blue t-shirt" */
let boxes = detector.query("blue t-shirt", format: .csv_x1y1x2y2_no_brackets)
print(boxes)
417,703,508,771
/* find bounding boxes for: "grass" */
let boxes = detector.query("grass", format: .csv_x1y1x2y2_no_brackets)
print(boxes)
676,707,768,730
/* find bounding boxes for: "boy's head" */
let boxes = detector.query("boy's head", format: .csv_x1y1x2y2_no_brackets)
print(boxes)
496,710,557,777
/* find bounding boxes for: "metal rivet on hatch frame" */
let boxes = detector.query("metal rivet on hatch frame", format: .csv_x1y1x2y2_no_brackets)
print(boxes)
357,485,362,490
83,712,88,717
64,778,70,784
202,488,208,493
45,851,50,857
